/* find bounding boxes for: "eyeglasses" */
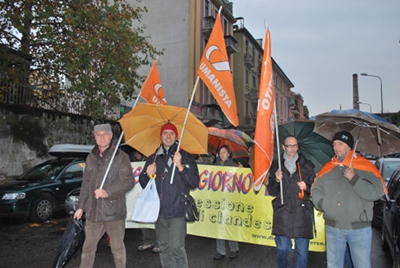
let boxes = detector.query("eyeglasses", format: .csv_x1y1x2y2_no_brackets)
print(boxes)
95,133,111,138
284,144,298,149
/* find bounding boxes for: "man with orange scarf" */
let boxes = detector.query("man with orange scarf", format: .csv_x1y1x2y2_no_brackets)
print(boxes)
312,131,386,268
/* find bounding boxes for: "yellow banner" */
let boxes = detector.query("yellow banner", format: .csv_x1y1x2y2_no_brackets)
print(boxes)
126,162,326,252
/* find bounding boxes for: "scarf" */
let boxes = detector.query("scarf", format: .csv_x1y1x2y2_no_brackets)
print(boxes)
317,150,388,194
283,152,299,176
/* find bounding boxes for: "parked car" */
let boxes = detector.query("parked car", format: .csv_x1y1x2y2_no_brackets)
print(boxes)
374,158,400,184
65,188,80,216
381,168,400,268
372,157,400,227
0,144,92,222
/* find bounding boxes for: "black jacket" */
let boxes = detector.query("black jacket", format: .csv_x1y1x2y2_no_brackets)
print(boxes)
139,142,199,219
267,154,315,238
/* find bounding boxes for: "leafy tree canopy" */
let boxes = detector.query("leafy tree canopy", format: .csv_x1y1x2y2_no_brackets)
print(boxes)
0,0,161,120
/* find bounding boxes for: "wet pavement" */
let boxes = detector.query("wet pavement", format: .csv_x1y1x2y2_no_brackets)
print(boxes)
0,212,392,268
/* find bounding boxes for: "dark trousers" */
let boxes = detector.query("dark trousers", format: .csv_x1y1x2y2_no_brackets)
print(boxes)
155,217,188,268
80,219,126,268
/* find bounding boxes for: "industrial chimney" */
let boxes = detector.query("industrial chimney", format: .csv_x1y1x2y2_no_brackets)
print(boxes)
353,73,359,110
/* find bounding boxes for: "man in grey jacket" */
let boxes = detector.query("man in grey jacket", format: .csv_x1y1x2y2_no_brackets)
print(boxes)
312,131,385,268
74,124,135,268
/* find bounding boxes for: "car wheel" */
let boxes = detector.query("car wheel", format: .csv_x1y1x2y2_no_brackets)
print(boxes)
30,193,55,222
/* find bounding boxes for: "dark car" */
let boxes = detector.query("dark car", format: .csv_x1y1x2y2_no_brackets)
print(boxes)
381,168,400,268
0,144,92,222
374,158,400,184
64,187,80,216
372,157,400,228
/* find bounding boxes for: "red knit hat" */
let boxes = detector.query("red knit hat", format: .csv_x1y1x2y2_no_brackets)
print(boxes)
160,123,178,137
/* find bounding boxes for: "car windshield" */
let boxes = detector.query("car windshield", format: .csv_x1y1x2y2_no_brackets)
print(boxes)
382,160,400,182
17,162,67,181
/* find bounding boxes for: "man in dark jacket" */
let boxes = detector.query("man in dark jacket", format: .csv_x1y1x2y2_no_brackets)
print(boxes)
74,124,135,268
267,135,315,268
139,123,199,268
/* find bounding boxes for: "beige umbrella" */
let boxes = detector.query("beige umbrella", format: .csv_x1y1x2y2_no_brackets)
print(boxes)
119,103,208,157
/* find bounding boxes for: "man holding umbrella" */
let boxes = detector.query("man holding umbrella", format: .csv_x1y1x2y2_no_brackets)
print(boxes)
312,131,385,268
73,124,135,268
267,135,316,268
139,123,200,268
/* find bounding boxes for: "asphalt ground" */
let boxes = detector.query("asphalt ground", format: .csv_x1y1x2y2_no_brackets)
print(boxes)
0,212,392,268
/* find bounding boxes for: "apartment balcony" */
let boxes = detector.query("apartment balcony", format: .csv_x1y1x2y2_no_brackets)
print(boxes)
291,105,300,114
202,104,222,125
245,90,258,103
288,96,295,107
202,16,215,37
224,35,237,54
244,53,254,69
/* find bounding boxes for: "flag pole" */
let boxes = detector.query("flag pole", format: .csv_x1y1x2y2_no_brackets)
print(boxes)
170,76,201,184
273,104,283,204
99,58,158,189
99,131,124,189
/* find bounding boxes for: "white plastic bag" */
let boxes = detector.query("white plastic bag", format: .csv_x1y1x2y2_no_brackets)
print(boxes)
132,179,160,223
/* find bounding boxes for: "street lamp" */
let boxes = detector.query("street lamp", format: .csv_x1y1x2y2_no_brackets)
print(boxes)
360,73,383,114
358,101,372,113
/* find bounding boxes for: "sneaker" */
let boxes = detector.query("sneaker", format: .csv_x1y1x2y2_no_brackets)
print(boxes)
229,251,239,259
213,253,225,260
152,246,160,253
137,243,154,251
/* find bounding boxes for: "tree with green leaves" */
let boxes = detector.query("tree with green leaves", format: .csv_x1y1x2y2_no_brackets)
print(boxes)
0,0,161,120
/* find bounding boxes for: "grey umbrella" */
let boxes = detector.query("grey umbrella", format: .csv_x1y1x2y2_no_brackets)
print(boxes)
313,109,400,157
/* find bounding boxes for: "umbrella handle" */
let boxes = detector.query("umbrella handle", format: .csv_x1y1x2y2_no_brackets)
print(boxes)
298,190,305,200
297,162,305,200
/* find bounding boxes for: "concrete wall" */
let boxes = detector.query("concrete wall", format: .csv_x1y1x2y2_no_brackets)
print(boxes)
0,104,119,177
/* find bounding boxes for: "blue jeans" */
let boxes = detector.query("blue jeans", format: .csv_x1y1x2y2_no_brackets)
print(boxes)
325,225,371,268
275,235,309,268
344,243,353,267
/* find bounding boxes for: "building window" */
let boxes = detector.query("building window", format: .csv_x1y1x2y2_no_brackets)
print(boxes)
246,70,249,85
205,0,209,16
223,19,228,35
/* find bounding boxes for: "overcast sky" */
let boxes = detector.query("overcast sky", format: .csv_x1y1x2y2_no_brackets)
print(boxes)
232,0,399,116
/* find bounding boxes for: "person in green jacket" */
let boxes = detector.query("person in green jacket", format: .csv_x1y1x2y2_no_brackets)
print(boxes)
312,131,385,268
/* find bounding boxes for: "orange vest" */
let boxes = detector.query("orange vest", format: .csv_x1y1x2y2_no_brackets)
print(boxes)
317,151,388,194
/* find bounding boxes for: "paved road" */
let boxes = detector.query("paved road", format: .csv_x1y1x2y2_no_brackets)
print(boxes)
0,213,392,268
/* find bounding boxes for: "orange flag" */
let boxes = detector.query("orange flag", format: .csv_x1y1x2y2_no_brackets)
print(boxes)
140,58,167,105
253,26,275,191
197,10,238,127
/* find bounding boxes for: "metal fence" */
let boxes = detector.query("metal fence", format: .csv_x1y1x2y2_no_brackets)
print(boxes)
0,77,85,115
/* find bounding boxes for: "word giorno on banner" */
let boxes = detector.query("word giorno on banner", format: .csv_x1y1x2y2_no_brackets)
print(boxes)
198,168,269,195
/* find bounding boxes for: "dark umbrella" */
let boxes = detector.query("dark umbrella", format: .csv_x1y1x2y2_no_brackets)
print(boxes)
314,109,400,157
52,218,85,268
276,120,334,173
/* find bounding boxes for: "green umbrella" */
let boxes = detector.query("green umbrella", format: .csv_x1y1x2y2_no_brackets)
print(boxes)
275,120,334,173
